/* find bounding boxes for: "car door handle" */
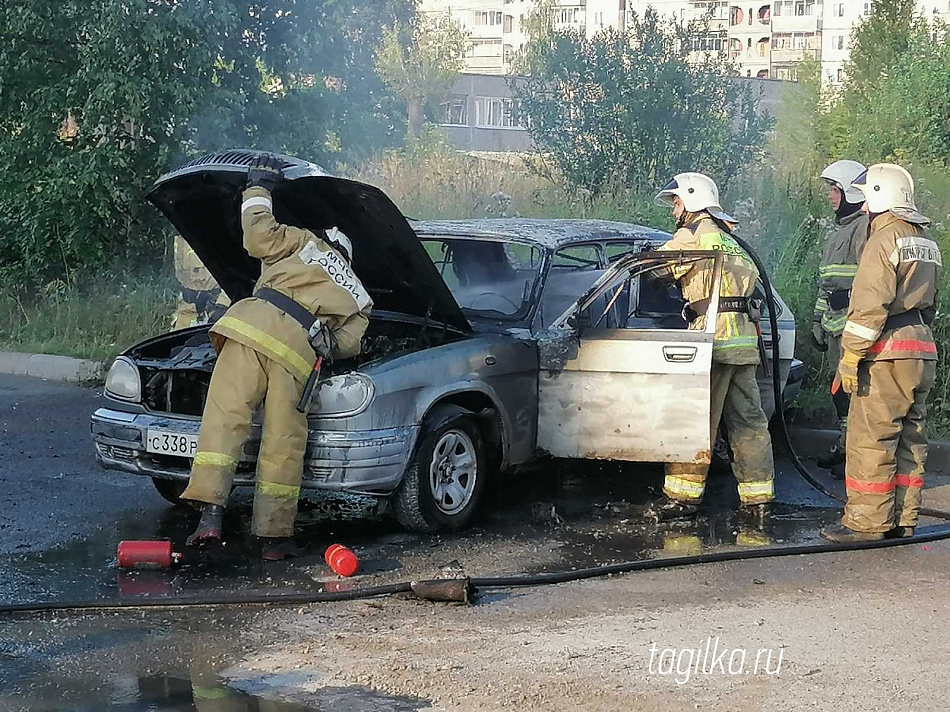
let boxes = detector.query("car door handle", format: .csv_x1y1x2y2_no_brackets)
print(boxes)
663,346,697,363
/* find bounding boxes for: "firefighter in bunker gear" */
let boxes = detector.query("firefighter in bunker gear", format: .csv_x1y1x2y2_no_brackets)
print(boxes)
813,160,869,474
651,173,775,520
172,234,231,329
182,154,372,560
820,163,940,543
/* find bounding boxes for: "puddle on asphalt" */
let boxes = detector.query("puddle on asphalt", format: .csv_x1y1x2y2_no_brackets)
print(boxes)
10,670,428,711
0,459,845,607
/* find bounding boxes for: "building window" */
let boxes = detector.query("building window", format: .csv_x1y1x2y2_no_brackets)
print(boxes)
691,31,728,52
556,7,581,25
836,35,844,49
469,38,503,57
475,10,503,26
503,43,515,63
836,2,845,15
863,1,873,13
439,96,467,126
594,11,604,25
474,97,523,128
793,0,815,16
774,66,797,80
504,14,513,32
837,68,844,82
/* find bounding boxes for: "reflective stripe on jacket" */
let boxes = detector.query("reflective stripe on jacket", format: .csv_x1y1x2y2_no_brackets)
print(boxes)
813,211,869,335
210,187,373,382
841,212,941,361
659,216,760,365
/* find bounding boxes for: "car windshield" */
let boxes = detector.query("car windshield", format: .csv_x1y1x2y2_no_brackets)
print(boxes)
422,237,544,320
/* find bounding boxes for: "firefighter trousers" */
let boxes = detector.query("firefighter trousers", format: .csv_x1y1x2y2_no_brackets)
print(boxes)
181,338,308,538
827,332,850,447
664,362,775,505
842,358,935,533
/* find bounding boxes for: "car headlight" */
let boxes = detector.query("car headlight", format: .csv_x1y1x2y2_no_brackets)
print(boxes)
310,374,375,417
105,356,141,402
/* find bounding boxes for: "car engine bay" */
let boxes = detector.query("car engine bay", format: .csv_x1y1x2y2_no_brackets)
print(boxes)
134,314,463,416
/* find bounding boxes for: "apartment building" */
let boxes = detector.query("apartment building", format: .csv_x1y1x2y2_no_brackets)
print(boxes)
422,0,947,84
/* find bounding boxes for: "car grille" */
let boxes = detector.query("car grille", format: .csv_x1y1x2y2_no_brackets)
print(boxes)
97,444,136,462
177,150,296,172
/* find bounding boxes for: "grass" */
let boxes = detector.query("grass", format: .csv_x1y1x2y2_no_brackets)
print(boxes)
0,274,176,363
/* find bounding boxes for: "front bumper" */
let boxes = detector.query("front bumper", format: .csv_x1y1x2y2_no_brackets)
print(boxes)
91,408,416,495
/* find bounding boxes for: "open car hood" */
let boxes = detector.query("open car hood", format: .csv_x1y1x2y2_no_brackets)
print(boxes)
146,150,471,333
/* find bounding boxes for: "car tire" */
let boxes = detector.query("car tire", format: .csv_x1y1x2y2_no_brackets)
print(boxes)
394,415,489,533
151,477,188,506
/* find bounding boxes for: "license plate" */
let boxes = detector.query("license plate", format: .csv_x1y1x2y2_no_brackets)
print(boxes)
146,430,199,458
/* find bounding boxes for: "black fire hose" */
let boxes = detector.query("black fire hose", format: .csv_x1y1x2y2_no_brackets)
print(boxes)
3,239,950,616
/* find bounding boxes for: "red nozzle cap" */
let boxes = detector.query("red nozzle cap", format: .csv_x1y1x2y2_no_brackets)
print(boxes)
324,543,359,577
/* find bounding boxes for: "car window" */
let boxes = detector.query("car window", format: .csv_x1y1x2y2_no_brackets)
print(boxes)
573,256,718,332
422,237,543,320
605,243,637,263
551,246,600,271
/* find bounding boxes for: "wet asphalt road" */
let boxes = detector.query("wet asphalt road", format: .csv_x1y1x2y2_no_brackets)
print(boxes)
0,374,846,711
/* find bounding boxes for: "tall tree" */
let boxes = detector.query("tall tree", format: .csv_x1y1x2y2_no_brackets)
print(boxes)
512,5,771,195
376,12,468,140
0,0,415,288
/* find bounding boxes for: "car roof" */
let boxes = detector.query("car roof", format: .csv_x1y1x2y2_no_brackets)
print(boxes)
412,218,670,250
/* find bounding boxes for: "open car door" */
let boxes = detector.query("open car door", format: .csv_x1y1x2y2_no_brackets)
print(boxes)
537,251,723,465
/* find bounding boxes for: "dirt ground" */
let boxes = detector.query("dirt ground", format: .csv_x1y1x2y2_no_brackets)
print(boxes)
216,532,950,711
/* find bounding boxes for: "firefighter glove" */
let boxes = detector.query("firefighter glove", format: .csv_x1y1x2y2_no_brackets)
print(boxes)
810,322,827,352
308,318,337,359
838,349,862,394
247,153,283,192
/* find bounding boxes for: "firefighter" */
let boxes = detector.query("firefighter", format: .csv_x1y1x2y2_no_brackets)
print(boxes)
181,154,373,560
172,234,231,329
812,160,869,476
821,164,940,543
651,172,775,522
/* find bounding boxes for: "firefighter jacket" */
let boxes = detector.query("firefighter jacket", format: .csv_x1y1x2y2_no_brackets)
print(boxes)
659,215,761,365
210,187,373,383
813,211,870,335
174,235,220,292
842,212,941,362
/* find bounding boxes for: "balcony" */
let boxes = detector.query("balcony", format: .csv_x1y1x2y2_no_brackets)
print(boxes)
771,12,822,30
769,47,820,62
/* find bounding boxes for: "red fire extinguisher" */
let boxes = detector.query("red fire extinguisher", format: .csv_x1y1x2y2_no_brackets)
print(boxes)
117,540,183,569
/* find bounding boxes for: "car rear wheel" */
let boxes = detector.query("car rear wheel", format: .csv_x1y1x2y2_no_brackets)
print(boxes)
151,477,188,506
394,415,488,532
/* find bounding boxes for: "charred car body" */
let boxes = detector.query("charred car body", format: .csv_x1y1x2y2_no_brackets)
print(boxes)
91,151,801,532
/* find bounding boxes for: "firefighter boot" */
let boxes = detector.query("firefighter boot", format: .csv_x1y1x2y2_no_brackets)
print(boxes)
651,495,699,522
885,526,915,539
820,523,884,542
187,504,225,547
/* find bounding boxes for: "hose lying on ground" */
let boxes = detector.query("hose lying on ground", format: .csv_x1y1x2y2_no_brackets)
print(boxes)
3,238,949,615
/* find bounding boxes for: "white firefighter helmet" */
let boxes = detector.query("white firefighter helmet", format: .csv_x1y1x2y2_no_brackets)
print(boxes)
851,163,930,225
819,159,866,204
326,226,353,262
654,172,737,224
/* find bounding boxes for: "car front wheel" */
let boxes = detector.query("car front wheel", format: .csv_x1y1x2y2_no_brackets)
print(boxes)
394,415,488,532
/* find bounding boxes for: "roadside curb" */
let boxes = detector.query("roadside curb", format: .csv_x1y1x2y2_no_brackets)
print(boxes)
0,351,104,384
789,426,950,476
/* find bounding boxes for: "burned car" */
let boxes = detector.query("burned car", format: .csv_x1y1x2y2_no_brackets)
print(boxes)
91,151,800,532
